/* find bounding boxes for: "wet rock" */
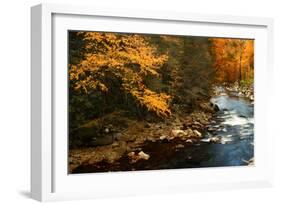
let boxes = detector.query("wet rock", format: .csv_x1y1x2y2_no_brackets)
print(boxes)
248,158,254,165
193,130,202,138
210,136,221,143
186,128,194,137
138,151,150,160
186,139,193,143
171,129,187,137
127,151,135,157
194,121,203,127
159,135,167,140
175,144,185,149
238,115,247,118
210,102,220,111
167,136,176,141
147,136,156,142
242,157,254,165
128,151,150,163
213,104,220,112
111,141,119,148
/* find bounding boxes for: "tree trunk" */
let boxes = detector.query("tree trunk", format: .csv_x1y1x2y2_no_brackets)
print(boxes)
239,53,242,85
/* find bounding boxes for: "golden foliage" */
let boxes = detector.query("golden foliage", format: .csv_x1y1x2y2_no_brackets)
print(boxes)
210,38,254,83
132,89,171,117
69,32,171,117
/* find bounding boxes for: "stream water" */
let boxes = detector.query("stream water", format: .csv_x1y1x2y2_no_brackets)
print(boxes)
141,86,254,169
73,86,254,173
197,86,254,167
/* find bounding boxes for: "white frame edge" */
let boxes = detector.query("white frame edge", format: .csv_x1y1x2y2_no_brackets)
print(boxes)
31,3,274,202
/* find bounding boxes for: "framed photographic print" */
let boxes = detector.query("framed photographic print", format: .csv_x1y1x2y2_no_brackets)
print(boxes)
31,3,274,201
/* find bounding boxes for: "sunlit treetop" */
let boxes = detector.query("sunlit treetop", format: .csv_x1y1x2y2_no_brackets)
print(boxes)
69,32,171,117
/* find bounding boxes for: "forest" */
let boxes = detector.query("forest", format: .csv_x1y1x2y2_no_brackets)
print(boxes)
68,31,254,173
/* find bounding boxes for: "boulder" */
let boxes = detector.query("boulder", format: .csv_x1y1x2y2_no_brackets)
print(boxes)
186,139,193,143
159,135,167,140
171,129,187,137
147,136,156,142
213,104,220,112
210,102,220,111
210,136,221,143
193,130,202,138
138,151,150,160
128,151,150,163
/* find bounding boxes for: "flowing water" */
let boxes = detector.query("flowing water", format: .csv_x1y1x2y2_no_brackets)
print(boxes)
197,86,254,167
73,86,254,173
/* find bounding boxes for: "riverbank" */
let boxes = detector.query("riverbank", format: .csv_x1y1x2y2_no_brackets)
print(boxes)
69,83,254,173
69,102,215,173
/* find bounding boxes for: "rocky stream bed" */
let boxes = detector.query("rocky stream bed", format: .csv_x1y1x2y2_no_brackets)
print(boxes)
69,84,254,173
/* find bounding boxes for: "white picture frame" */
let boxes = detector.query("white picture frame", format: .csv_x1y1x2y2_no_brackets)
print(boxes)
31,3,274,202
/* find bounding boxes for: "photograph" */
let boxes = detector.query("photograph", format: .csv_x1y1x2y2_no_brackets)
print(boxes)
67,31,254,174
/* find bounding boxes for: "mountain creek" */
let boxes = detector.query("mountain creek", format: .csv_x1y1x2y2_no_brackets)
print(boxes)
69,85,254,173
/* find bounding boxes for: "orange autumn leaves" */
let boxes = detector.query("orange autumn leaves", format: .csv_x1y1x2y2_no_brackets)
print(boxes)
211,38,254,84
69,32,171,117
69,32,254,119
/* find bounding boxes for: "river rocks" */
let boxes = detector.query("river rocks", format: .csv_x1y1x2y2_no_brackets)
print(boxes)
249,95,254,101
69,100,215,172
111,141,119,148
209,136,221,143
147,136,156,142
207,126,216,132
128,151,150,163
248,158,254,165
210,102,220,112
175,144,185,149
242,157,254,166
158,134,175,141
213,104,220,112
159,135,167,140
193,130,202,138
186,139,193,143
138,151,150,160
224,82,254,101
191,121,203,130
171,129,188,137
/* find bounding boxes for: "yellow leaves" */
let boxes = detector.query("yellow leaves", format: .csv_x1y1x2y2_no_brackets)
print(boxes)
79,32,168,76
131,89,171,118
69,31,171,118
